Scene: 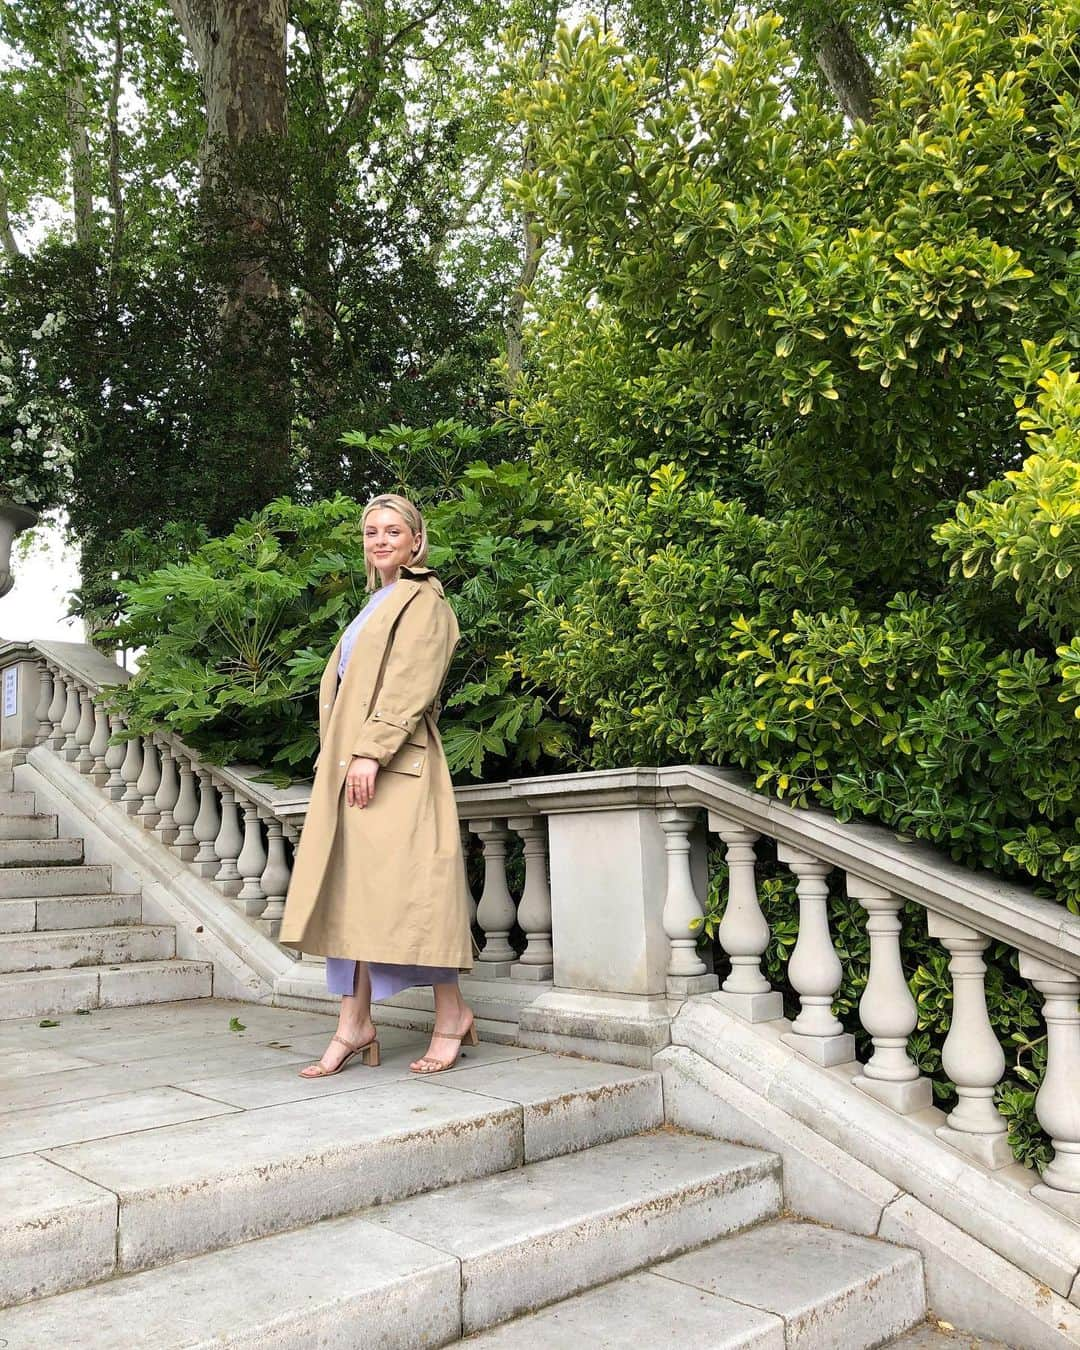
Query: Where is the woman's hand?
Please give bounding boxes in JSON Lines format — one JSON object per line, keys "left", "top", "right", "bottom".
{"left": 346, "top": 756, "right": 380, "bottom": 807}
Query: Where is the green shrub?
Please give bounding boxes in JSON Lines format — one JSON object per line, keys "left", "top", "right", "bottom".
{"left": 99, "top": 424, "right": 587, "bottom": 783}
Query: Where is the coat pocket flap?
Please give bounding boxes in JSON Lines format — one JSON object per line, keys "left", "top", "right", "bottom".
{"left": 384, "top": 742, "right": 426, "bottom": 776}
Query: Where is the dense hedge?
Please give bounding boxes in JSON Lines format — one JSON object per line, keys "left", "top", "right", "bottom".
{"left": 100, "top": 0, "right": 1080, "bottom": 1170}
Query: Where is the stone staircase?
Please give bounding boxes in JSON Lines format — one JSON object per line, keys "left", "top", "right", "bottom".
{"left": 0, "top": 754, "right": 992, "bottom": 1347}
{"left": 0, "top": 756, "right": 212, "bottom": 1020}
{"left": 0, "top": 997, "right": 941, "bottom": 1348}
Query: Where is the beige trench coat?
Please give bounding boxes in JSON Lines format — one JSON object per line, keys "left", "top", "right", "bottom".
{"left": 278, "top": 565, "right": 473, "bottom": 969}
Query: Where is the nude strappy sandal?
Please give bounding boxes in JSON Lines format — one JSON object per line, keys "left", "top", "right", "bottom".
{"left": 298, "top": 1032, "right": 380, "bottom": 1078}
{"left": 409, "top": 1023, "right": 479, "bottom": 1075}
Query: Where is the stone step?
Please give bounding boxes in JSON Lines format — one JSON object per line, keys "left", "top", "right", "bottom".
{"left": 0, "top": 925, "right": 174, "bottom": 974}
{"left": 0, "top": 769, "right": 13, "bottom": 793}
{"left": 0, "top": 959, "right": 212, "bottom": 1021}
{"left": 0, "top": 893, "right": 142, "bottom": 934}
{"left": 0, "top": 792, "right": 35, "bottom": 814}
{"left": 462, "top": 1218, "right": 926, "bottom": 1348}
{"left": 0, "top": 838, "right": 83, "bottom": 868}
{"left": 0, "top": 813, "right": 57, "bottom": 841}
{"left": 0, "top": 1132, "right": 782, "bottom": 1342}
{"left": 0, "top": 863, "right": 111, "bottom": 897}
{"left": 0, "top": 1057, "right": 670, "bottom": 1303}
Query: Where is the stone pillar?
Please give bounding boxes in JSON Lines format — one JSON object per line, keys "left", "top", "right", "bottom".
{"left": 235, "top": 802, "right": 268, "bottom": 917}
{"left": 514, "top": 774, "right": 674, "bottom": 1067}
{"left": 1018, "top": 952, "right": 1080, "bottom": 1219}
{"left": 171, "top": 758, "right": 200, "bottom": 859}
{"left": 88, "top": 701, "right": 111, "bottom": 786}
{"left": 0, "top": 648, "right": 48, "bottom": 751}
{"left": 213, "top": 787, "right": 244, "bottom": 897}
{"left": 710, "top": 816, "right": 782, "bottom": 1023}
{"left": 658, "top": 806, "right": 718, "bottom": 998}
{"left": 260, "top": 817, "right": 291, "bottom": 932}
{"left": 73, "top": 687, "right": 96, "bottom": 772}
{"left": 60, "top": 679, "right": 81, "bottom": 760}
{"left": 850, "top": 876, "right": 931, "bottom": 1113}
{"left": 509, "top": 814, "right": 553, "bottom": 982}
{"left": 778, "top": 845, "right": 855, "bottom": 1066}
{"left": 469, "top": 818, "right": 517, "bottom": 978}
{"left": 191, "top": 770, "right": 221, "bottom": 878}
{"left": 46, "top": 665, "right": 67, "bottom": 750}
{"left": 119, "top": 733, "right": 144, "bottom": 813}
{"left": 927, "top": 913, "right": 1011, "bottom": 1169}
{"left": 103, "top": 714, "right": 127, "bottom": 797}
{"left": 153, "top": 743, "right": 180, "bottom": 844}
{"left": 33, "top": 662, "right": 53, "bottom": 746}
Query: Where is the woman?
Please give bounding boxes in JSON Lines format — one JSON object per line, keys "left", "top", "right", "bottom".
{"left": 278, "top": 493, "right": 476, "bottom": 1076}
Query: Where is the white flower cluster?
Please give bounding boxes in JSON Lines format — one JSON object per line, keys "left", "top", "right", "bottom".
{"left": 0, "top": 313, "right": 79, "bottom": 511}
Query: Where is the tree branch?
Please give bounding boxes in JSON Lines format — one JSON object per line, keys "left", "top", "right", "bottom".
{"left": 107, "top": 5, "right": 125, "bottom": 282}
{"left": 812, "top": 18, "right": 878, "bottom": 124}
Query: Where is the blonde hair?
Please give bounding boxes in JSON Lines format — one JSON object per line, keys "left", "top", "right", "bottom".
{"left": 361, "top": 492, "right": 428, "bottom": 590}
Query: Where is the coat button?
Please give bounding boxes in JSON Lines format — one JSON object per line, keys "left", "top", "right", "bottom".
{"left": 339, "top": 760, "right": 346, "bottom": 767}
{"left": 412, "top": 761, "right": 420, "bottom": 769}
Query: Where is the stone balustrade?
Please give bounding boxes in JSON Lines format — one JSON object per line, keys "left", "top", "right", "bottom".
{"left": 3, "top": 639, "right": 1079, "bottom": 1225}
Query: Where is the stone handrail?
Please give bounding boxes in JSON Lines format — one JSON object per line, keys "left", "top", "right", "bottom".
{"left": 2, "top": 639, "right": 1078, "bottom": 1222}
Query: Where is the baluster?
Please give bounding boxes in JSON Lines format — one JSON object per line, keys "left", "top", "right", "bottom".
{"left": 1018, "top": 953, "right": 1080, "bottom": 1217}
{"left": 104, "top": 715, "right": 127, "bottom": 799}
{"left": 33, "top": 663, "right": 53, "bottom": 745}
{"left": 710, "top": 816, "right": 783, "bottom": 1022}
{"left": 509, "top": 814, "right": 553, "bottom": 982}
{"left": 153, "top": 742, "right": 180, "bottom": 844}
{"left": 658, "top": 807, "right": 718, "bottom": 996}
{"left": 778, "top": 846, "right": 855, "bottom": 1066}
{"left": 46, "top": 666, "right": 67, "bottom": 749}
{"left": 469, "top": 818, "right": 516, "bottom": 977}
{"left": 88, "top": 700, "right": 111, "bottom": 785}
{"left": 171, "top": 757, "right": 200, "bottom": 860}
{"left": 235, "top": 801, "right": 268, "bottom": 916}
{"left": 850, "top": 877, "right": 931, "bottom": 1113}
{"left": 60, "top": 678, "right": 81, "bottom": 759}
{"left": 260, "top": 815, "right": 291, "bottom": 930}
{"left": 191, "top": 769, "right": 221, "bottom": 877}
{"left": 213, "top": 786, "right": 244, "bottom": 896}
{"left": 135, "top": 736, "right": 161, "bottom": 826}
{"left": 926, "top": 914, "right": 1011, "bottom": 1168}
{"left": 73, "top": 686, "right": 96, "bottom": 772}
{"left": 119, "top": 732, "right": 144, "bottom": 813}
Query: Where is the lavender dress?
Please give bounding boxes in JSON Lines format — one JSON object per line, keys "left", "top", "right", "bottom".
{"left": 324, "top": 583, "right": 459, "bottom": 1000}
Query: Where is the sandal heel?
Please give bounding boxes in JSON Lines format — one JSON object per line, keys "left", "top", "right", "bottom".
{"left": 465, "top": 1024, "right": 479, "bottom": 1047}
{"left": 362, "top": 1039, "right": 380, "bottom": 1067}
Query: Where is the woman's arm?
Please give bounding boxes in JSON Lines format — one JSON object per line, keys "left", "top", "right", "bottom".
{"left": 351, "top": 586, "right": 458, "bottom": 766}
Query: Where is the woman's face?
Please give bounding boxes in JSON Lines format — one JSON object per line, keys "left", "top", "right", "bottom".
{"left": 364, "top": 507, "right": 418, "bottom": 580}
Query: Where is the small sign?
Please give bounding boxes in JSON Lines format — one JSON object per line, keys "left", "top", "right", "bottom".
{"left": 2, "top": 667, "right": 16, "bottom": 717}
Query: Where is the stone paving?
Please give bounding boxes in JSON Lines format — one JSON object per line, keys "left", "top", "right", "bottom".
{"left": 0, "top": 997, "right": 949, "bottom": 1346}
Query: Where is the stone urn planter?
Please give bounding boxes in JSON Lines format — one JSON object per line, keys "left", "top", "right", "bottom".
{"left": 0, "top": 500, "right": 39, "bottom": 599}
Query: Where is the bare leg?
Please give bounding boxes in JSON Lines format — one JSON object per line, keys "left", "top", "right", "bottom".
{"left": 410, "top": 980, "right": 475, "bottom": 1072}
{"left": 302, "top": 962, "right": 377, "bottom": 1074}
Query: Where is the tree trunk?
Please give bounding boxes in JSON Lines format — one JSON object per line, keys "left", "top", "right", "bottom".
{"left": 0, "top": 187, "right": 19, "bottom": 258}
{"left": 506, "top": 140, "right": 542, "bottom": 391}
{"left": 812, "top": 19, "right": 878, "bottom": 125}
{"left": 168, "top": 0, "right": 292, "bottom": 502}
{"left": 57, "top": 19, "right": 95, "bottom": 247}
